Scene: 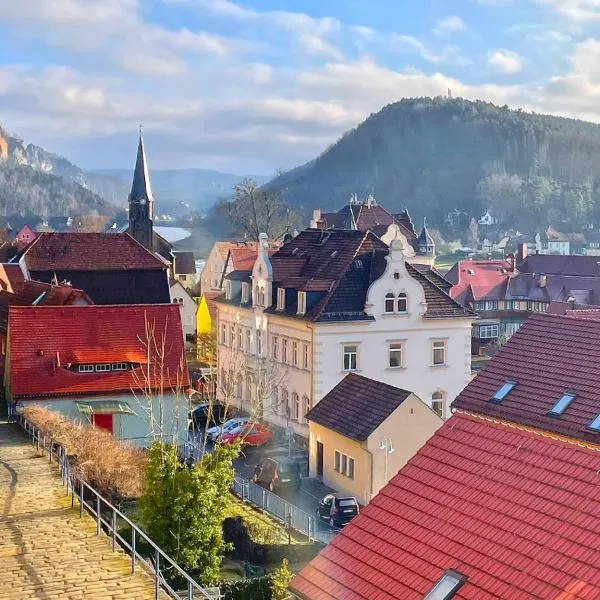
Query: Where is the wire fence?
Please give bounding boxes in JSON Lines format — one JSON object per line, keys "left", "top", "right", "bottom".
{"left": 9, "top": 408, "right": 219, "bottom": 600}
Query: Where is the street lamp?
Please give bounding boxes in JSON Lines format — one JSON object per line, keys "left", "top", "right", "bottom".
{"left": 379, "top": 437, "right": 395, "bottom": 482}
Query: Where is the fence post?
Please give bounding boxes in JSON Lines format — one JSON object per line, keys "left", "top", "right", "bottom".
{"left": 112, "top": 510, "right": 116, "bottom": 551}
{"left": 262, "top": 488, "right": 266, "bottom": 512}
{"left": 80, "top": 480, "right": 84, "bottom": 518}
{"left": 188, "top": 580, "right": 193, "bottom": 600}
{"left": 131, "top": 529, "right": 136, "bottom": 574}
{"left": 154, "top": 549, "right": 160, "bottom": 600}
{"left": 96, "top": 495, "right": 101, "bottom": 535}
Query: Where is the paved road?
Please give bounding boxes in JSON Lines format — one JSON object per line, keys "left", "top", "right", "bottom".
{"left": 0, "top": 422, "right": 167, "bottom": 600}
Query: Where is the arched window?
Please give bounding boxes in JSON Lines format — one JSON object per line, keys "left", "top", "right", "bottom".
{"left": 384, "top": 292, "right": 395, "bottom": 313}
{"left": 431, "top": 391, "right": 445, "bottom": 418}
{"left": 303, "top": 395, "right": 311, "bottom": 424}
{"left": 292, "top": 392, "right": 300, "bottom": 420}
{"left": 397, "top": 292, "right": 407, "bottom": 313}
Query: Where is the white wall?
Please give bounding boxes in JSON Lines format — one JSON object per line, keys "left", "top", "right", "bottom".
{"left": 170, "top": 280, "right": 198, "bottom": 340}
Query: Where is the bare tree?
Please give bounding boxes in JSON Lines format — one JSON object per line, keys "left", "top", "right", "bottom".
{"left": 221, "top": 178, "right": 300, "bottom": 242}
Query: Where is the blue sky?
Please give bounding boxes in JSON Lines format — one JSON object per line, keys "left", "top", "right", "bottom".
{"left": 0, "top": 0, "right": 598, "bottom": 175}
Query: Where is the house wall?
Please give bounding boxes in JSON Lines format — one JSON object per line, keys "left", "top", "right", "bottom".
{"left": 170, "top": 280, "right": 197, "bottom": 340}
{"left": 200, "top": 244, "right": 227, "bottom": 293}
{"left": 21, "top": 392, "right": 189, "bottom": 447}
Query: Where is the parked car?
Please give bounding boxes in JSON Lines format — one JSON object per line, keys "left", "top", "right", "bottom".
{"left": 252, "top": 457, "right": 301, "bottom": 492}
{"left": 217, "top": 422, "right": 273, "bottom": 447}
{"left": 188, "top": 402, "right": 228, "bottom": 433}
{"left": 206, "top": 417, "right": 249, "bottom": 442}
{"left": 317, "top": 494, "right": 360, "bottom": 528}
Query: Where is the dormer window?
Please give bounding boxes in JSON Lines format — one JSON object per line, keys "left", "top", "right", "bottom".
{"left": 241, "top": 282, "right": 249, "bottom": 303}
{"left": 225, "top": 280, "right": 232, "bottom": 300}
{"left": 277, "top": 287, "right": 286, "bottom": 311}
{"left": 255, "top": 285, "right": 265, "bottom": 307}
{"left": 397, "top": 292, "right": 407, "bottom": 313}
{"left": 490, "top": 381, "right": 517, "bottom": 403}
{"left": 549, "top": 393, "right": 576, "bottom": 416}
{"left": 384, "top": 293, "right": 395, "bottom": 313}
{"left": 297, "top": 291, "right": 307, "bottom": 315}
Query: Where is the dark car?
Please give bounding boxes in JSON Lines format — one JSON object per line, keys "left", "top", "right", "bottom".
{"left": 188, "top": 402, "right": 228, "bottom": 434}
{"left": 317, "top": 494, "right": 359, "bottom": 528}
{"left": 252, "top": 457, "right": 301, "bottom": 492}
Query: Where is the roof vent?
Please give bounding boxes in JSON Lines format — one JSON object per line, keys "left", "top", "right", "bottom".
{"left": 467, "top": 269, "right": 475, "bottom": 275}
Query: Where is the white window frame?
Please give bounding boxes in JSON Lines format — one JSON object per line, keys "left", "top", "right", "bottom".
{"left": 397, "top": 292, "right": 407, "bottom": 313}
{"left": 384, "top": 292, "right": 395, "bottom": 313}
{"left": 272, "top": 335, "right": 279, "bottom": 361}
{"left": 78, "top": 364, "right": 94, "bottom": 373}
{"left": 225, "top": 280, "right": 232, "bottom": 300}
{"left": 277, "top": 287, "right": 285, "bottom": 311}
{"left": 334, "top": 450, "right": 355, "bottom": 479}
{"left": 282, "top": 339, "right": 288, "bottom": 363}
{"left": 432, "top": 340, "right": 446, "bottom": 366}
{"left": 256, "top": 329, "right": 263, "bottom": 356}
{"left": 237, "top": 326, "right": 243, "bottom": 349}
{"left": 303, "top": 395, "right": 311, "bottom": 424}
{"left": 229, "top": 324, "right": 235, "bottom": 347}
{"left": 297, "top": 291, "right": 307, "bottom": 315}
{"left": 221, "top": 323, "right": 227, "bottom": 345}
{"left": 245, "top": 329, "right": 252, "bottom": 352}
{"left": 111, "top": 363, "right": 128, "bottom": 371}
{"left": 343, "top": 345, "right": 358, "bottom": 371}
{"left": 241, "top": 282, "right": 249, "bottom": 303}
{"left": 292, "top": 392, "right": 300, "bottom": 421}
{"left": 303, "top": 344, "right": 310, "bottom": 370}
{"left": 432, "top": 391, "right": 445, "bottom": 418}
{"left": 479, "top": 324, "right": 499, "bottom": 339}
{"left": 95, "top": 363, "right": 111, "bottom": 372}
{"left": 292, "top": 341, "right": 298, "bottom": 366}
{"left": 388, "top": 343, "right": 403, "bottom": 368}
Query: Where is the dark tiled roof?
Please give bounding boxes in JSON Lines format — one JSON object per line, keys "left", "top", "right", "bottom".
{"left": 306, "top": 374, "right": 412, "bottom": 441}
{"left": 291, "top": 412, "right": 600, "bottom": 600}
{"left": 20, "top": 233, "right": 166, "bottom": 271}
{"left": 506, "top": 273, "right": 600, "bottom": 304}
{"left": 518, "top": 254, "right": 600, "bottom": 277}
{"left": 173, "top": 251, "right": 196, "bottom": 275}
{"left": 452, "top": 312, "right": 600, "bottom": 442}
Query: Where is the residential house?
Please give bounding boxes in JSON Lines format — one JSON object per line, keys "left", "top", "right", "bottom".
{"left": 170, "top": 279, "right": 197, "bottom": 343}
{"left": 306, "top": 373, "right": 442, "bottom": 505}
{"left": 172, "top": 251, "right": 197, "bottom": 287}
{"left": 17, "top": 232, "right": 171, "bottom": 304}
{"left": 6, "top": 304, "right": 189, "bottom": 446}
{"left": 585, "top": 231, "right": 600, "bottom": 256}
{"left": 14, "top": 225, "right": 38, "bottom": 249}
{"left": 216, "top": 229, "right": 473, "bottom": 440}
{"left": 290, "top": 311, "right": 600, "bottom": 599}
{"left": 477, "top": 209, "right": 496, "bottom": 225}
{"left": 200, "top": 241, "right": 256, "bottom": 293}
{"left": 540, "top": 231, "right": 570, "bottom": 255}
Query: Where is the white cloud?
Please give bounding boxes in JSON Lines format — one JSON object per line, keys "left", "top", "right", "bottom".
{"left": 488, "top": 49, "right": 523, "bottom": 73}
{"left": 533, "top": 0, "right": 600, "bottom": 22}
{"left": 433, "top": 16, "right": 467, "bottom": 35}
{"left": 391, "top": 35, "right": 471, "bottom": 66}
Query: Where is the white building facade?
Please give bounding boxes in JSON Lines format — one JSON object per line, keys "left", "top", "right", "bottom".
{"left": 216, "top": 230, "right": 474, "bottom": 441}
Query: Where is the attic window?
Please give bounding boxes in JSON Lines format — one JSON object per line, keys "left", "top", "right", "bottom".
{"left": 490, "top": 381, "right": 517, "bottom": 403}
{"left": 241, "top": 282, "right": 249, "bottom": 303}
{"left": 297, "top": 291, "right": 307, "bottom": 315}
{"left": 277, "top": 287, "right": 285, "bottom": 311}
{"left": 225, "top": 280, "right": 232, "bottom": 300}
{"left": 354, "top": 259, "right": 363, "bottom": 269}
{"left": 548, "top": 393, "right": 576, "bottom": 416}
{"left": 588, "top": 413, "right": 600, "bottom": 432}
{"left": 424, "top": 570, "right": 467, "bottom": 600}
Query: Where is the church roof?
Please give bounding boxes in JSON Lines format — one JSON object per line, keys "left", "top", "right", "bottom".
{"left": 129, "top": 133, "right": 154, "bottom": 203}
{"left": 417, "top": 220, "right": 435, "bottom": 247}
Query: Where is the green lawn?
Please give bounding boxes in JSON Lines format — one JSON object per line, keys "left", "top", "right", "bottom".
{"left": 435, "top": 254, "right": 460, "bottom": 271}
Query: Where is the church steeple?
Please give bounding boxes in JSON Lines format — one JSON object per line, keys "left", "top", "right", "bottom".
{"left": 128, "top": 130, "right": 154, "bottom": 249}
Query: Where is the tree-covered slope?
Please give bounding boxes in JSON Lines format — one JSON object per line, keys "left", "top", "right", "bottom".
{"left": 268, "top": 97, "right": 600, "bottom": 229}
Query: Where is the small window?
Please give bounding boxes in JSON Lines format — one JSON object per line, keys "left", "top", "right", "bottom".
{"left": 549, "top": 393, "right": 576, "bottom": 416}
{"left": 237, "top": 326, "right": 243, "bottom": 348}
{"left": 241, "top": 282, "right": 249, "bottom": 303}
{"left": 303, "top": 344, "right": 310, "bottom": 369}
{"left": 389, "top": 343, "right": 403, "bottom": 368}
{"left": 334, "top": 450, "right": 341, "bottom": 472}
{"left": 221, "top": 323, "right": 227, "bottom": 345}
{"left": 343, "top": 345, "right": 358, "bottom": 371}
{"left": 292, "top": 341, "right": 298, "bottom": 366}
{"left": 432, "top": 341, "right": 446, "bottom": 366}
{"left": 589, "top": 413, "right": 600, "bottom": 431}
{"left": 256, "top": 330, "right": 263, "bottom": 356}
{"left": 347, "top": 457, "right": 354, "bottom": 479}
{"left": 281, "top": 389, "right": 289, "bottom": 416}
{"left": 230, "top": 325, "right": 235, "bottom": 347}
{"left": 432, "top": 391, "right": 445, "bottom": 418}
{"left": 292, "top": 392, "right": 300, "bottom": 420}
{"left": 272, "top": 336, "right": 279, "bottom": 360}
{"left": 384, "top": 292, "right": 395, "bottom": 313}
{"left": 111, "top": 363, "right": 128, "bottom": 371}
{"left": 424, "top": 570, "right": 467, "bottom": 600}
{"left": 277, "top": 287, "right": 285, "bottom": 311}
{"left": 225, "top": 280, "right": 232, "bottom": 300}
{"left": 490, "top": 381, "right": 517, "bottom": 403}
{"left": 95, "top": 364, "right": 111, "bottom": 372}
{"left": 397, "top": 292, "right": 407, "bottom": 313}
{"left": 297, "top": 291, "right": 307, "bottom": 315}
{"left": 479, "top": 324, "right": 499, "bottom": 339}
{"left": 303, "top": 395, "right": 311, "bottom": 424}
{"left": 282, "top": 339, "right": 288, "bottom": 363}
{"left": 78, "top": 364, "right": 94, "bottom": 373}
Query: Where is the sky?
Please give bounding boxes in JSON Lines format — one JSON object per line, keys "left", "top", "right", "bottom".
{"left": 1, "top": 0, "right": 600, "bottom": 175}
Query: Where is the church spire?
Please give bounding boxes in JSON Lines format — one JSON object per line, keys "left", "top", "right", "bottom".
{"left": 130, "top": 129, "right": 154, "bottom": 206}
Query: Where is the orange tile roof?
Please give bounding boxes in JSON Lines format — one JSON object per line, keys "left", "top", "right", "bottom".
{"left": 8, "top": 304, "right": 187, "bottom": 398}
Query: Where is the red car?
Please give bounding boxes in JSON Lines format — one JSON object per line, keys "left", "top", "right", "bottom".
{"left": 217, "top": 422, "right": 273, "bottom": 447}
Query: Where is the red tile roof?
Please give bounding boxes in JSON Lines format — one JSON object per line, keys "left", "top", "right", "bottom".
{"left": 446, "top": 259, "right": 513, "bottom": 304}
{"left": 20, "top": 233, "right": 166, "bottom": 272}
{"left": 452, "top": 312, "right": 600, "bottom": 443}
{"left": 8, "top": 304, "right": 187, "bottom": 398}
{"left": 0, "top": 263, "right": 26, "bottom": 292}
{"left": 290, "top": 412, "right": 600, "bottom": 600}
{"left": 228, "top": 247, "right": 277, "bottom": 271}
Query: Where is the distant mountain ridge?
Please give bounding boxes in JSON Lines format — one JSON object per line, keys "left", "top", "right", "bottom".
{"left": 267, "top": 97, "right": 600, "bottom": 231}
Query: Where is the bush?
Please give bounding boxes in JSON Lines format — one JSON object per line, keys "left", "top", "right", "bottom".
{"left": 21, "top": 406, "right": 145, "bottom": 500}
{"left": 220, "top": 576, "right": 272, "bottom": 600}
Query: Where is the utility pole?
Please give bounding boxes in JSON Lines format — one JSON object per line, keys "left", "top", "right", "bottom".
{"left": 379, "top": 437, "right": 395, "bottom": 482}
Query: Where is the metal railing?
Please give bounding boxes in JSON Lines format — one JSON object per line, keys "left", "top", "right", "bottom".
{"left": 231, "top": 476, "right": 322, "bottom": 542}
{"left": 9, "top": 409, "right": 217, "bottom": 600}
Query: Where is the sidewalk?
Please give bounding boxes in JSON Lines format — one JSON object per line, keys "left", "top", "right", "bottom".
{"left": 0, "top": 422, "right": 166, "bottom": 600}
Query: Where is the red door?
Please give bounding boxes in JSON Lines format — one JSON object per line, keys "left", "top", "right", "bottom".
{"left": 92, "top": 413, "right": 113, "bottom": 434}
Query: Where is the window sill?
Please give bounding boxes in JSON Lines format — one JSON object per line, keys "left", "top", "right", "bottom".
{"left": 385, "top": 366, "right": 406, "bottom": 371}
{"left": 341, "top": 369, "right": 362, "bottom": 375}
{"left": 380, "top": 312, "right": 411, "bottom": 318}
{"left": 430, "top": 364, "right": 448, "bottom": 369}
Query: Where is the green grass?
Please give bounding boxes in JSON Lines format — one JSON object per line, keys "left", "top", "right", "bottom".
{"left": 435, "top": 254, "right": 460, "bottom": 271}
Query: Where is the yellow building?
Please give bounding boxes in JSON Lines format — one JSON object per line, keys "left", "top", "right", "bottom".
{"left": 306, "top": 373, "right": 443, "bottom": 505}
{"left": 196, "top": 291, "right": 220, "bottom": 363}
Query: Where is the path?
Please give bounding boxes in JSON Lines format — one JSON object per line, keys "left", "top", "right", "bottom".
{"left": 0, "top": 421, "right": 165, "bottom": 599}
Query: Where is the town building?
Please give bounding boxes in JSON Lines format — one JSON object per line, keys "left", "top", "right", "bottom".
{"left": 216, "top": 229, "right": 473, "bottom": 441}
{"left": 5, "top": 304, "right": 189, "bottom": 446}
{"left": 477, "top": 209, "right": 496, "bottom": 226}
{"left": 196, "top": 291, "right": 220, "bottom": 363}
{"left": 169, "top": 279, "right": 198, "bottom": 343}
{"left": 290, "top": 311, "right": 600, "bottom": 599}
{"left": 172, "top": 251, "right": 197, "bottom": 287}
{"left": 15, "top": 232, "right": 171, "bottom": 304}
{"left": 306, "top": 373, "right": 442, "bottom": 505}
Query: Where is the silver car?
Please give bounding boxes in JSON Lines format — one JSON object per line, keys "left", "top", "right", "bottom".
{"left": 206, "top": 417, "right": 249, "bottom": 442}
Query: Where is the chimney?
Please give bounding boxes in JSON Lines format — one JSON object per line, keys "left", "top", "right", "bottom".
{"left": 507, "top": 253, "right": 516, "bottom": 273}
{"left": 517, "top": 243, "right": 528, "bottom": 262}
{"left": 539, "top": 273, "right": 547, "bottom": 288}
{"left": 310, "top": 209, "right": 322, "bottom": 229}
{"left": 567, "top": 296, "right": 575, "bottom": 309}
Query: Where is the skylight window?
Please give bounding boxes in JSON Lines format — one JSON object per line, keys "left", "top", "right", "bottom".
{"left": 589, "top": 413, "right": 600, "bottom": 432}
{"left": 548, "top": 393, "right": 576, "bottom": 416}
{"left": 423, "top": 570, "right": 467, "bottom": 600}
{"left": 490, "top": 381, "right": 517, "bottom": 403}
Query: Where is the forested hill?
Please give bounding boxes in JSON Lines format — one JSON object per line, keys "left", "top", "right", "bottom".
{"left": 268, "top": 97, "right": 600, "bottom": 230}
